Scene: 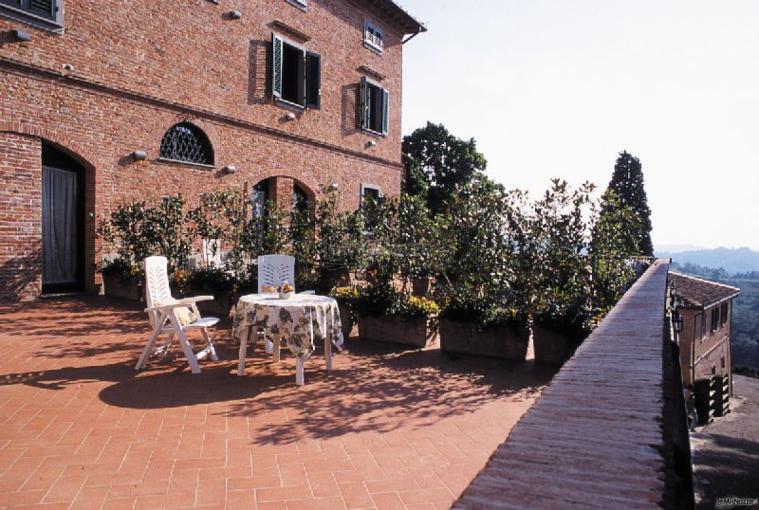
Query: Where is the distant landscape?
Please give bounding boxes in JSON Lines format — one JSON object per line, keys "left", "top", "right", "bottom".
{"left": 661, "top": 247, "right": 759, "bottom": 370}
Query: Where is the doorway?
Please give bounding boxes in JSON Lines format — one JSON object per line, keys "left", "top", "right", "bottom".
{"left": 41, "top": 142, "right": 85, "bottom": 293}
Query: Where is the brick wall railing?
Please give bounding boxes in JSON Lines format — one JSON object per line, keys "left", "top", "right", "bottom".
{"left": 455, "top": 259, "right": 672, "bottom": 509}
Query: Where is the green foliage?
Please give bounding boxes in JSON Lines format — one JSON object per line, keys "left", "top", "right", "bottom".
{"left": 187, "top": 266, "right": 237, "bottom": 298}
{"left": 606, "top": 151, "right": 653, "bottom": 256}
{"left": 402, "top": 122, "right": 487, "bottom": 214}
{"left": 389, "top": 295, "right": 440, "bottom": 319}
{"left": 97, "top": 195, "right": 191, "bottom": 275}
{"left": 100, "top": 257, "right": 142, "bottom": 281}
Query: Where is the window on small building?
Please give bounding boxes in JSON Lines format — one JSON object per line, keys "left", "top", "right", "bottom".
{"left": 271, "top": 34, "right": 321, "bottom": 109}
{"left": 360, "top": 77, "right": 389, "bottom": 135}
{"left": 0, "top": 0, "right": 59, "bottom": 21}
{"left": 710, "top": 307, "right": 720, "bottom": 333}
{"left": 159, "top": 123, "right": 214, "bottom": 166}
{"left": 720, "top": 302, "right": 729, "bottom": 326}
{"left": 695, "top": 313, "right": 705, "bottom": 340}
{"left": 364, "top": 20, "right": 384, "bottom": 52}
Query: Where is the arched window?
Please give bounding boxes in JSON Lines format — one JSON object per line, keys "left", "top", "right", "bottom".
{"left": 293, "top": 183, "right": 311, "bottom": 214}
{"left": 159, "top": 123, "right": 214, "bottom": 165}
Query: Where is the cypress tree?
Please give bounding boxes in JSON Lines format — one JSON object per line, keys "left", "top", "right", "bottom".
{"left": 605, "top": 151, "right": 654, "bottom": 256}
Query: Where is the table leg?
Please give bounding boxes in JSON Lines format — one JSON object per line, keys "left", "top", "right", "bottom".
{"left": 296, "top": 356, "right": 305, "bottom": 386}
{"left": 273, "top": 334, "right": 281, "bottom": 363}
{"left": 237, "top": 328, "right": 248, "bottom": 376}
{"left": 325, "top": 334, "right": 333, "bottom": 370}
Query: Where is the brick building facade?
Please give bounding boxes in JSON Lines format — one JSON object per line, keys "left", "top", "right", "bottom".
{"left": 0, "top": 0, "right": 425, "bottom": 301}
{"left": 669, "top": 272, "right": 740, "bottom": 423}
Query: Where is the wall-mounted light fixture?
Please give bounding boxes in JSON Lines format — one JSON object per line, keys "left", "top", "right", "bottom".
{"left": 228, "top": 10, "right": 242, "bottom": 19}
{"left": 62, "top": 63, "right": 74, "bottom": 72}
{"left": 223, "top": 165, "right": 237, "bottom": 174}
{"left": 329, "top": 182, "right": 339, "bottom": 190}
{"left": 132, "top": 150, "right": 147, "bottom": 161}
{"left": 284, "top": 112, "right": 296, "bottom": 122}
{"left": 365, "top": 140, "right": 377, "bottom": 148}
{"left": 11, "top": 29, "right": 31, "bottom": 42}
{"left": 672, "top": 311, "right": 683, "bottom": 334}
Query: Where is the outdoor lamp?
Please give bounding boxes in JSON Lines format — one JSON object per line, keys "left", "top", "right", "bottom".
{"left": 228, "top": 10, "right": 242, "bottom": 19}
{"left": 672, "top": 311, "right": 684, "bottom": 334}
{"left": 223, "top": 165, "right": 237, "bottom": 174}
{"left": 12, "top": 29, "right": 31, "bottom": 42}
{"left": 132, "top": 150, "right": 147, "bottom": 161}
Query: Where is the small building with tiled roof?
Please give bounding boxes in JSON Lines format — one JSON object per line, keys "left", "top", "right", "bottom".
{"left": 669, "top": 272, "right": 740, "bottom": 424}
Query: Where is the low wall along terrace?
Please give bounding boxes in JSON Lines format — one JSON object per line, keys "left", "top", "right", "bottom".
{"left": 455, "top": 260, "right": 672, "bottom": 508}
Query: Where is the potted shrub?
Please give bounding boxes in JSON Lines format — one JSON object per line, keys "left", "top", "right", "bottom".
{"left": 526, "top": 179, "right": 595, "bottom": 364}
{"left": 100, "top": 257, "right": 143, "bottom": 301}
{"left": 357, "top": 284, "right": 440, "bottom": 348}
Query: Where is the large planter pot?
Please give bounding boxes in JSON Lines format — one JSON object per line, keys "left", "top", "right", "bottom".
{"left": 358, "top": 315, "right": 438, "bottom": 348}
{"left": 439, "top": 319, "right": 529, "bottom": 361}
{"left": 337, "top": 302, "right": 355, "bottom": 340}
{"left": 532, "top": 323, "right": 585, "bottom": 365}
{"left": 102, "top": 274, "right": 142, "bottom": 301}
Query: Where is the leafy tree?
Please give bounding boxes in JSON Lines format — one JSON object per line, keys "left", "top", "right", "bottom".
{"left": 529, "top": 179, "right": 595, "bottom": 336}
{"left": 606, "top": 151, "right": 653, "bottom": 256}
{"left": 402, "top": 122, "right": 487, "bottom": 214}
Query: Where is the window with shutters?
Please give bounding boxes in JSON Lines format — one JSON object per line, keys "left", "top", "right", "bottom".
{"left": 364, "top": 20, "right": 384, "bottom": 53}
{"left": 710, "top": 307, "right": 719, "bottom": 333}
{"left": 159, "top": 123, "right": 214, "bottom": 166}
{"left": 720, "top": 302, "right": 729, "bottom": 326}
{"left": 271, "top": 33, "right": 321, "bottom": 109}
{"left": 360, "top": 77, "right": 389, "bottom": 135}
{"left": 0, "top": 0, "right": 62, "bottom": 27}
{"left": 361, "top": 184, "right": 381, "bottom": 206}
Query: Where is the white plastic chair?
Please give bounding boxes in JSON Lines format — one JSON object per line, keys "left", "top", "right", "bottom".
{"left": 136, "top": 256, "right": 220, "bottom": 374}
{"left": 257, "top": 254, "right": 315, "bottom": 294}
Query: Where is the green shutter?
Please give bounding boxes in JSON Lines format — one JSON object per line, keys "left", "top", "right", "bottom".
{"left": 271, "top": 34, "right": 283, "bottom": 100}
{"left": 29, "top": 0, "right": 55, "bottom": 18}
{"left": 359, "top": 77, "right": 369, "bottom": 130}
{"left": 306, "top": 52, "right": 321, "bottom": 109}
{"left": 381, "top": 88, "right": 389, "bottom": 135}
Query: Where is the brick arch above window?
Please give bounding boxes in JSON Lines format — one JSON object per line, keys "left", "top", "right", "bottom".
{"left": 159, "top": 122, "right": 214, "bottom": 166}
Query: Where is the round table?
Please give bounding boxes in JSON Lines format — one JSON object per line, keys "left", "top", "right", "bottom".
{"left": 232, "top": 294, "right": 344, "bottom": 385}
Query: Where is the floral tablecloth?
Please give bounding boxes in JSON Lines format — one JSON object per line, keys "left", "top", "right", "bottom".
{"left": 232, "top": 294, "right": 344, "bottom": 361}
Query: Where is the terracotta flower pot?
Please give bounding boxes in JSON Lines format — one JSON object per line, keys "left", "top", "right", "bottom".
{"left": 439, "top": 318, "right": 529, "bottom": 361}
{"left": 358, "top": 315, "right": 438, "bottom": 348}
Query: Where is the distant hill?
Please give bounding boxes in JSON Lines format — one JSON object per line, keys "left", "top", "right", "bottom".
{"left": 656, "top": 247, "right": 759, "bottom": 275}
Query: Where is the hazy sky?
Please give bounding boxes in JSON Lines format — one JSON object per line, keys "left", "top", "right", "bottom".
{"left": 400, "top": 0, "right": 759, "bottom": 250}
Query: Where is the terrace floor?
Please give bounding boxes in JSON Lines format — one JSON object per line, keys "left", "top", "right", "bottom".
{"left": 0, "top": 298, "right": 556, "bottom": 510}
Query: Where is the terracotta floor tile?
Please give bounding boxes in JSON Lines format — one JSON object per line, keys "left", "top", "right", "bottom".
{"left": 0, "top": 298, "right": 555, "bottom": 510}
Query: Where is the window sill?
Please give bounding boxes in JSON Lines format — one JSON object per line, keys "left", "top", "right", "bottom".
{"left": 285, "top": 0, "right": 307, "bottom": 12}
{"left": 362, "top": 128, "right": 387, "bottom": 138}
{"left": 156, "top": 158, "right": 216, "bottom": 170}
{"left": 363, "top": 41, "right": 384, "bottom": 55}
{"left": 275, "top": 97, "right": 306, "bottom": 112}
{"left": 0, "top": 5, "right": 63, "bottom": 33}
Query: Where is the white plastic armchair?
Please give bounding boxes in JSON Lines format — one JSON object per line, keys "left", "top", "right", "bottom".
{"left": 135, "top": 256, "right": 220, "bottom": 374}
{"left": 257, "top": 254, "right": 314, "bottom": 294}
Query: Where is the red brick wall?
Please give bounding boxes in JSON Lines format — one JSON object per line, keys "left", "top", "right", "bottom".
{"left": 0, "top": 0, "right": 405, "bottom": 162}
{"left": 678, "top": 303, "right": 733, "bottom": 387}
{"left": 0, "top": 133, "right": 42, "bottom": 302}
{"left": 0, "top": 0, "right": 410, "bottom": 300}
